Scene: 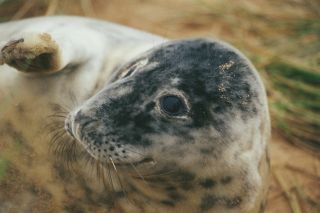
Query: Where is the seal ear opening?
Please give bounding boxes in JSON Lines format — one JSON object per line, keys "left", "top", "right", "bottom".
{"left": 122, "top": 63, "right": 139, "bottom": 78}
{"left": 116, "top": 58, "right": 149, "bottom": 80}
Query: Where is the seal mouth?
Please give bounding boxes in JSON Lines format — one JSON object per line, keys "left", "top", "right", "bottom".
{"left": 131, "top": 157, "right": 155, "bottom": 166}
{"left": 68, "top": 131, "right": 155, "bottom": 167}
{"left": 107, "top": 157, "right": 155, "bottom": 168}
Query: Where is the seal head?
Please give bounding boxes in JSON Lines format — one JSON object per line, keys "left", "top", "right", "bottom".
{"left": 64, "top": 38, "right": 269, "bottom": 212}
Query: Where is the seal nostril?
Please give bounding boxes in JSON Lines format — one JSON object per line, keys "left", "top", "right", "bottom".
{"left": 74, "top": 110, "right": 83, "bottom": 123}
{"left": 65, "top": 118, "right": 74, "bottom": 137}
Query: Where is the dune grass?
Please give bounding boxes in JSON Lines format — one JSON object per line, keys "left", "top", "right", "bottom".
{"left": 266, "top": 60, "right": 320, "bottom": 151}
{"left": 0, "top": 158, "right": 8, "bottom": 182}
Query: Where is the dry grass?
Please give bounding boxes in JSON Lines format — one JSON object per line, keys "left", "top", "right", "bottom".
{"left": 0, "top": 0, "right": 319, "bottom": 212}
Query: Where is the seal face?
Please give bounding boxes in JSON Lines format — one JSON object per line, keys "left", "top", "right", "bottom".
{"left": 64, "top": 38, "right": 270, "bottom": 212}
{"left": 66, "top": 38, "right": 262, "bottom": 162}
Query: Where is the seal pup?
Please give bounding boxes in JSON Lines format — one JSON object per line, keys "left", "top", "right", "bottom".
{"left": 0, "top": 16, "right": 270, "bottom": 213}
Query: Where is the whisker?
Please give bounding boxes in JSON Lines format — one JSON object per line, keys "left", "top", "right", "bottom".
{"left": 129, "top": 162, "right": 146, "bottom": 183}
{"left": 47, "top": 126, "right": 65, "bottom": 134}
{"left": 44, "top": 120, "right": 64, "bottom": 128}
{"left": 46, "top": 114, "right": 66, "bottom": 120}
{"left": 49, "top": 102, "right": 71, "bottom": 113}
{"left": 109, "top": 157, "right": 128, "bottom": 200}
{"left": 48, "top": 114, "right": 67, "bottom": 118}
{"left": 62, "top": 145, "right": 77, "bottom": 171}
{"left": 84, "top": 153, "right": 95, "bottom": 175}
{"left": 100, "top": 162, "right": 108, "bottom": 188}
{"left": 42, "top": 120, "right": 65, "bottom": 133}
{"left": 49, "top": 129, "right": 67, "bottom": 145}
{"left": 107, "top": 159, "right": 115, "bottom": 192}
{"left": 49, "top": 131, "right": 81, "bottom": 173}
{"left": 124, "top": 147, "right": 146, "bottom": 157}
{"left": 49, "top": 136, "right": 67, "bottom": 155}
{"left": 69, "top": 90, "right": 79, "bottom": 108}
{"left": 109, "top": 157, "right": 118, "bottom": 172}
{"left": 55, "top": 138, "right": 72, "bottom": 158}
{"left": 96, "top": 160, "right": 102, "bottom": 183}
{"left": 139, "top": 170, "right": 178, "bottom": 179}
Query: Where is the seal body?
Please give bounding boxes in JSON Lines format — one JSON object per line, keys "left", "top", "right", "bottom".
{"left": 0, "top": 16, "right": 270, "bottom": 213}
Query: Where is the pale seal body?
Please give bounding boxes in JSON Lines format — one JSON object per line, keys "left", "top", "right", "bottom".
{"left": 0, "top": 16, "right": 270, "bottom": 213}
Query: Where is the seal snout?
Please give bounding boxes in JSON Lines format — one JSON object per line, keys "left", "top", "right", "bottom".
{"left": 64, "top": 110, "right": 84, "bottom": 140}
{"left": 65, "top": 110, "right": 101, "bottom": 144}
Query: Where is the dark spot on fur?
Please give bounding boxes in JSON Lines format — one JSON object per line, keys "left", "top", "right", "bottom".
{"left": 200, "top": 147, "right": 215, "bottom": 155}
{"left": 213, "top": 106, "right": 223, "bottom": 113}
{"left": 200, "top": 178, "right": 216, "bottom": 188}
{"left": 226, "top": 196, "right": 242, "bottom": 208}
{"left": 16, "top": 103, "right": 25, "bottom": 115}
{"left": 146, "top": 176, "right": 166, "bottom": 183}
{"left": 180, "top": 182, "right": 193, "bottom": 191}
{"left": 220, "top": 176, "right": 232, "bottom": 185}
{"left": 165, "top": 186, "right": 177, "bottom": 191}
{"left": 200, "top": 194, "right": 217, "bottom": 211}
{"left": 167, "top": 191, "right": 183, "bottom": 202}
{"left": 266, "top": 148, "right": 270, "bottom": 168}
{"left": 175, "top": 170, "right": 196, "bottom": 182}
{"left": 259, "top": 202, "right": 265, "bottom": 213}
{"left": 145, "top": 101, "right": 155, "bottom": 111}
{"left": 64, "top": 203, "right": 85, "bottom": 213}
{"left": 161, "top": 200, "right": 176, "bottom": 207}
{"left": 175, "top": 170, "right": 196, "bottom": 190}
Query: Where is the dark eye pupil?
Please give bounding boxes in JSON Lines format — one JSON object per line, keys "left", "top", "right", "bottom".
{"left": 161, "top": 96, "right": 184, "bottom": 115}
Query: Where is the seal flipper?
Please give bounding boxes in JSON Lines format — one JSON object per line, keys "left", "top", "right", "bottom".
{"left": 0, "top": 27, "right": 105, "bottom": 74}
{"left": 0, "top": 33, "right": 62, "bottom": 73}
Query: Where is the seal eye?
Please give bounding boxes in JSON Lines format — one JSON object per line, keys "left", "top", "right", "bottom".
{"left": 160, "top": 95, "right": 187, "bottom": 116}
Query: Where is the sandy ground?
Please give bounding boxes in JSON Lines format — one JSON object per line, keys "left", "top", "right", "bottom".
{"left": 267, "top": 133, "right": 320, "bottom": 213}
